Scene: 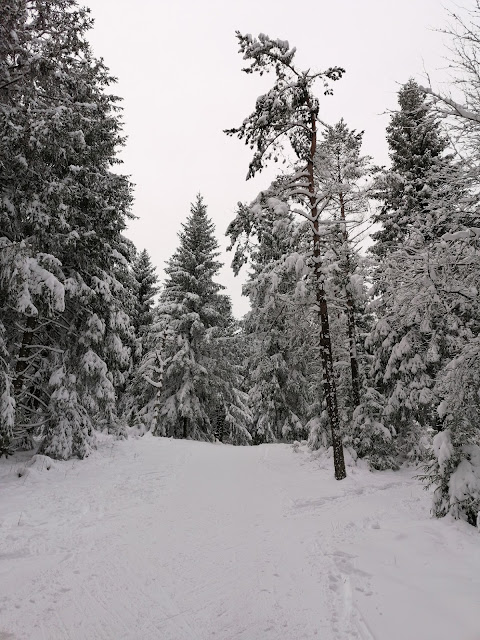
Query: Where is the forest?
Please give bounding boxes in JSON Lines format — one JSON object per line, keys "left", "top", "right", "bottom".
{"left": 1, "top": 0, "right": 480, "bottom": 531}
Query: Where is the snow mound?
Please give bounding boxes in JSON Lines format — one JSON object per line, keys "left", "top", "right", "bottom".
{"left": 16, "top": 454, "right": 55, "bottom": 478}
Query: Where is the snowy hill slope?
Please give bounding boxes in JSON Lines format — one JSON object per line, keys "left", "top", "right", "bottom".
{"left": 0, "top": 436, "right": 479, "bottom": 640}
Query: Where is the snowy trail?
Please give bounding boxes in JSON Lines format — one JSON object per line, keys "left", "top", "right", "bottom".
{"left": 0, "top": 437, "right": 479, "bottom": 640}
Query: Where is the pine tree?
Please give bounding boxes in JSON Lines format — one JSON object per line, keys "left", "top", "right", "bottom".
{"left": 137, "top": 195, "right": 251, "bottom": 443}
{"left": 314, "top": 120, "right": 373, "bottom": 416}
{"left": 226, "top": 32, "right": 347, "bottom": 479}
{"left": 227, "top": 121, "right": 374, "bottom": 455}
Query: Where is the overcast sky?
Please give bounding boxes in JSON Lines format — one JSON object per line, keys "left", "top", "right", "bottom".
{"left": 82, "top": 0, "right": 455, "bottom": 317}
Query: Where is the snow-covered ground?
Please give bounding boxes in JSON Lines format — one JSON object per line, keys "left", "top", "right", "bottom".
{"left": 0, "top": 436, "right": 479, "bottom": 640}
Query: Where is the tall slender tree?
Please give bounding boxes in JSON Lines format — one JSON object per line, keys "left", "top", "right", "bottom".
{"left": 314, "top": 120, "right": 372, "bottom": 412}
{"left": 226, "top": 33, "right": 347, "bottom": 478}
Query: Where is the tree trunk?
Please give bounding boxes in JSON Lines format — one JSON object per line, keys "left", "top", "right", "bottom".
{"left": 215, "top": 404, "right": 225, "bottom": 442}
{"left": 12, "top": 315, "right": 37, "bottom": 446}
{"left": 308, "top": 109, "right": 346, "bottom": 481}
{"left": 339, "top": 192, "right": 361, "bottom": 408}
{"left": 13, "top": 315, "right": 37, "bottom": 396}
{"left": 345, "top": 293, "right": 361, "bottom": 407}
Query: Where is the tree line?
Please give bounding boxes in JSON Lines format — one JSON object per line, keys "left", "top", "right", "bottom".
{"left": 1, "top": 1, "right": 480, "bottom": 526}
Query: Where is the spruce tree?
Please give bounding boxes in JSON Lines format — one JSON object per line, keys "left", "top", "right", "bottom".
{"left": 371, "top": 79, "right": 450, "bottom": 258}
{"left": 424, "top": 232, "right": 480, "bottom": 524}
{"left": 366, "top": 81, "right": 449, "bottom": 462}
{"left": 131, "top": 249, "right": 159, "bottom": 362}
{"left": 0, "top": 0, "right": 134, "bottom": 458}
{"left": 132, "top": 250, "right": 159, "bottom": 333}
{"left": 367, "top": 79, "right": 477, "bottom": 468}
{"left": 137, "top": 195, "right": 251, "bottom": 442}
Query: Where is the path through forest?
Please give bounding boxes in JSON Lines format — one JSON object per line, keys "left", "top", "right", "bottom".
{"left": 0, "top": 436, "right": 479, "bottom": 640}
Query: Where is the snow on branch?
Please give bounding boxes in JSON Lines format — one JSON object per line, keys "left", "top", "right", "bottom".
{"left": 420, "top": 85, "right": 480, "bottom": 124}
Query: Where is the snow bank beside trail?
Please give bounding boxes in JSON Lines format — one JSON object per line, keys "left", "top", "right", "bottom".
{"left": 297, "top": 443, "right": 480, "bottom": 640}
{"left": 0, "top": 437, "right": 479, "bottom": 640}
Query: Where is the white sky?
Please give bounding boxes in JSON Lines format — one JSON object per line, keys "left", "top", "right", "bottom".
{"left": 82, "top": 0, "right": 455, "bottom": 317}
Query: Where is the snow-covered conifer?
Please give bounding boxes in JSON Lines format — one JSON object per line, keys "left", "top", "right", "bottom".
{"left": 132, "top": 250, "right": 159, "bottom": 340}
{"left": 0, "top": 0, "right": 134, "bottom": 457}
{"left": 314, "top": 120, "right": 373, "bottom": 420}
{"left": 136, "top": 196, "right": 251, "bottom": 443}
{"left": 418, "top": 230, "right": 480, "bottom": 524}
{"left": 366, "top": 80, "right": 474, "bottom": 467}
{"left": 371, "top": 80, "right": 451, "bottom": 258}
{"left": 228, "top": 201, "right": 313, "bottom": 443}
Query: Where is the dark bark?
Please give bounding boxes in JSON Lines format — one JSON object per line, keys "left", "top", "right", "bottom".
{"left": 12, "top": 315, "right": 37, "bottom": 447}
{"left": 213, "top": 404, "right": 225, "bottom": 442}
{"left": 339, "top": 192, "right": 361, "bottom": 409}
{"left": 346, "top": 295, "right": 361, "bottom": 407}
{"left": 13, "top": 315, "right": 37, "bottom": 395}
{"left": 308, "top": 108, "right": 347, "bottom": 481}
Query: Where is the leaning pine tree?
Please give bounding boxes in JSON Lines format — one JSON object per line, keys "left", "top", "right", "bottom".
{"left": 225, "top": 33, "right": 347, "bottom": 479}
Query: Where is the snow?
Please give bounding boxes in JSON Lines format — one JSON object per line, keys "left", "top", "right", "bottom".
{"left": 0, "top": 437, "right": 479, "bottom": 640}
{"left": 442, "top": 229, "right": 480, "bottom": 241}
{"left": 432, "top": 430, "right": 454, "bottom": 468}
{"left": 266, "top": 197, "right": 289, "bottom": 216}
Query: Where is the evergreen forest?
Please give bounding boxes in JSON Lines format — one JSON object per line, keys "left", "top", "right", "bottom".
{"left": 2, "top": 0, "right": 480, "bottom": 530}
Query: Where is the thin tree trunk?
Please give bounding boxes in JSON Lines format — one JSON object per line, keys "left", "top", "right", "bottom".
{"left": 151, "top": 351, "right": 165, "bottom": 436}
{"left": 308, "top": 109, "right": 346, "bottom": 481}
{"left": 345, "top": 294, "right": 361, "bottom": 407}
{"left": 13, "top": 315, "right": 37, "bottom": 396}
{"left": 12, "top": 315, "right": 37, "bottom": 446}
{"left": 216, "top": 405, "right": 225, "bottom": 442}
{"left": 339, "top": 191, "right": 361, "bottom": 408}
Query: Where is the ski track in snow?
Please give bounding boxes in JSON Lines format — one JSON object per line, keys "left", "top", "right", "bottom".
{"left": 0, "top": 437, "right": 479, "bottom": 640}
